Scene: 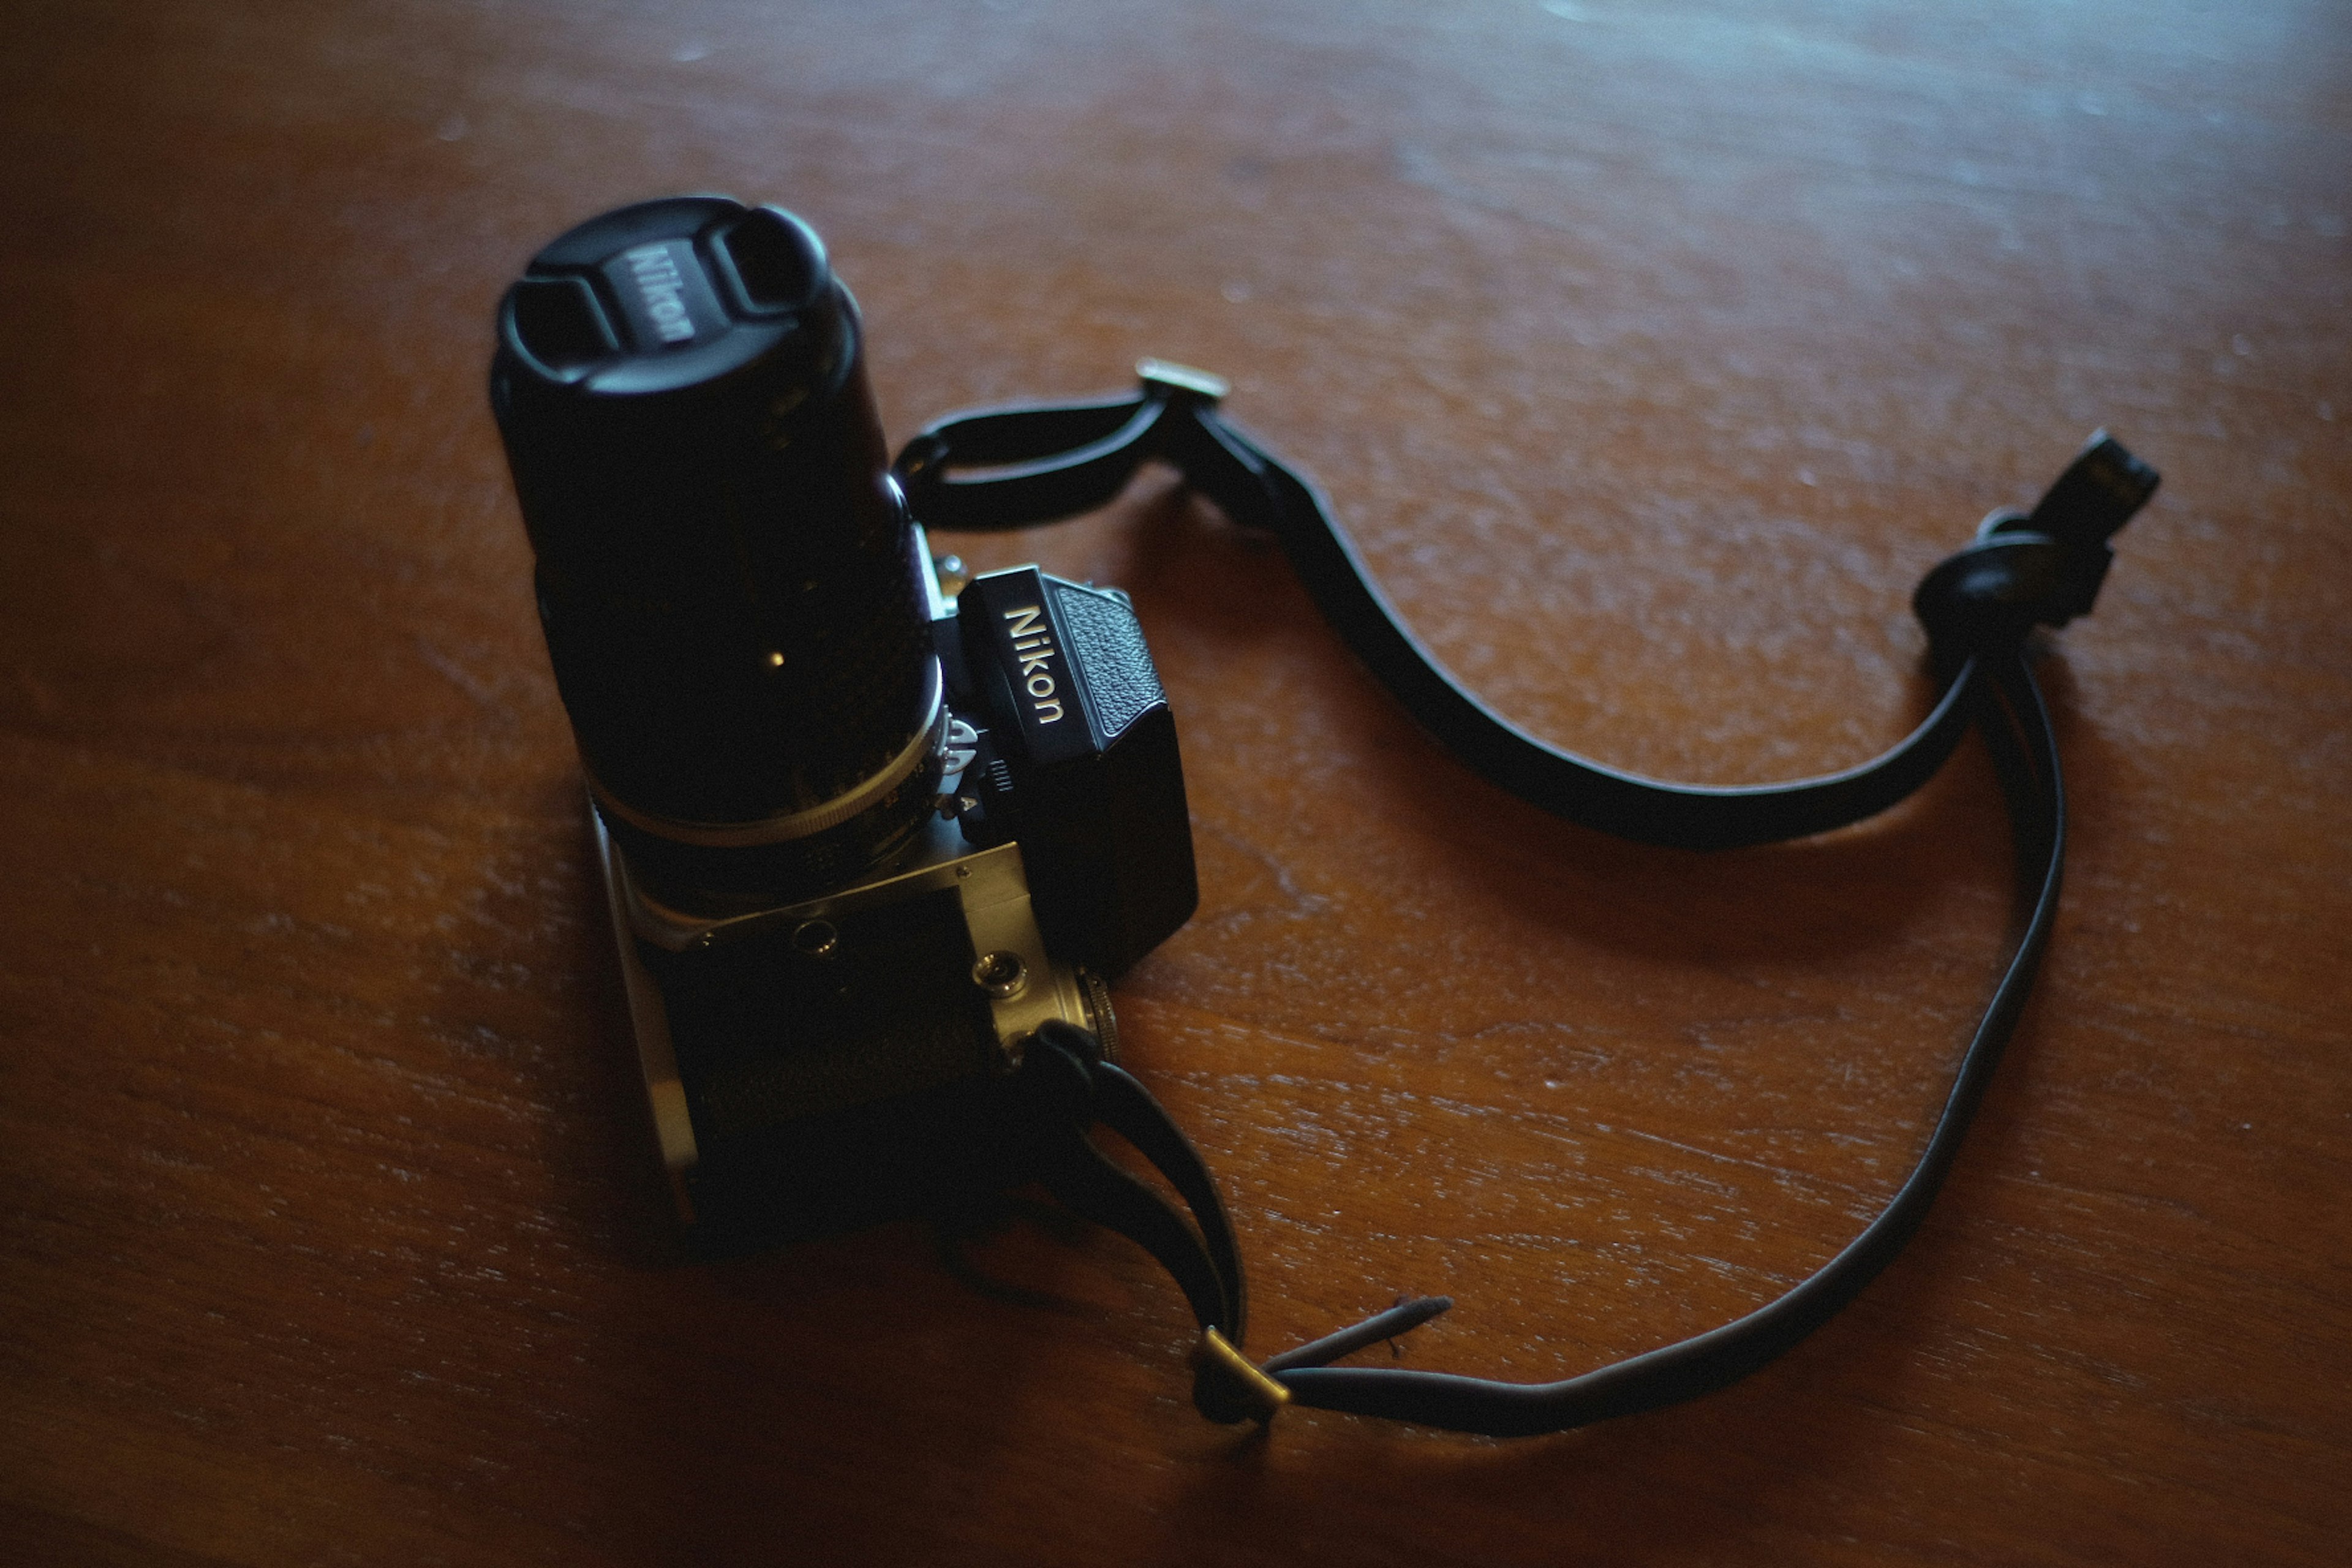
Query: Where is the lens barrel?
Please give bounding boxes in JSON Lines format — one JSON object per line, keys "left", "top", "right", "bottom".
{"left": 491, "top": 197, "right": 940, "bottom": 902}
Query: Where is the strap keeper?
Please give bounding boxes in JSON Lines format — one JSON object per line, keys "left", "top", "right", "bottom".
{"left": 2021, "top": 429, "right": 2159, "bottom": 549}
{"left": 1191, "top": 1328, "right": 1291, "bottom": 1424}
{"left": 1912, "top": 431, "right": 2159, "bottom": 652}
{"left": 1138, "top": 358, "right": 1231, "bottom": 406}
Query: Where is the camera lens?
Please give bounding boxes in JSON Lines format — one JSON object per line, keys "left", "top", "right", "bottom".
{"left": 491, "top": 197, "right": 941, "bottom": 902}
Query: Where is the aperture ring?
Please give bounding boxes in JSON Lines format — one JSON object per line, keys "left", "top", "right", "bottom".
{"left": 586, "top": 659, "right": 944, "bottom": 848}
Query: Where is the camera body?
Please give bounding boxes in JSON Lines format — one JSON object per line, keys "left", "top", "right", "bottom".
{"left": 490, "top": 197, "right": 1197, "bottom": 1246}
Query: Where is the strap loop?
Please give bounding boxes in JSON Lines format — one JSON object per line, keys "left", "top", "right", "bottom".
{"left": 1013, "top": 1020, "right": 1249, "bottom": 1345}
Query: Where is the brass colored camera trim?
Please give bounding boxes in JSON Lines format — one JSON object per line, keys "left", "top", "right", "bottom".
{"left": 593, "top": 805, "right": 1104, "bottom": 1223}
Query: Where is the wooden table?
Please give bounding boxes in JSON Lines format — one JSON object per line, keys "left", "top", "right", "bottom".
{"left": 4, "top": 1, "right": 2346, "bottom": 1562}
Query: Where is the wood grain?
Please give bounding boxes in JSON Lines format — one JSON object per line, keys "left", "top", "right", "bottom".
{"left": 2, "top": 1, "right": 2346, "bottom": 1562}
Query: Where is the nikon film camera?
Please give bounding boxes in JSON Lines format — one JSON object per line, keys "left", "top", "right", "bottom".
{"left": 489, "top": 192, "right": 2157, "bottom": 1435}
{"left": 490, "top": 197, "right": 1197, "bottom": 1246}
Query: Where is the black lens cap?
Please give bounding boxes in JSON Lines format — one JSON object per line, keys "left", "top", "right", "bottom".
{"left": 496, "top": 195, "right": 842, "bottom": 396}
{"left": 712, "top": 206, "right": 829, "bottom": 315}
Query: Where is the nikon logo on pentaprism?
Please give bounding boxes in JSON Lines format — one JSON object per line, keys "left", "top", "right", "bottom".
{"left": 960, "top": 568, "right": 1108, "bottom": 767}
{"left": 1001, "top": 605, "right": 1066, "bottom": 725}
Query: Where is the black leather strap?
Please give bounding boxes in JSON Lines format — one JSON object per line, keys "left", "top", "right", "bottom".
{"left": 907, "top": 368, "right": 2157, "bottom": 1434}
{"left": 1267, "top": 649, "right": 2064, "bottom": 1433}
{"left": 902, "top": 373, "right": 2046, "bottom": 848}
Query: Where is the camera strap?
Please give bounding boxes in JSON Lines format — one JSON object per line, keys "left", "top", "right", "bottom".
{"left": 897, "top": 366, "right": 2157, "bottom": 1434}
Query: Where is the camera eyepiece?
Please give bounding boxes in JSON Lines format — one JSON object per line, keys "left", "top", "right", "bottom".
{"left": 491, "top": 196, "right": 940, "bottom": 903}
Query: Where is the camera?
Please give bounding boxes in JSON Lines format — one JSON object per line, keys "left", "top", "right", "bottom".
{"left": 489, "top": 196, "right": 1198, "bottom": 1248}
